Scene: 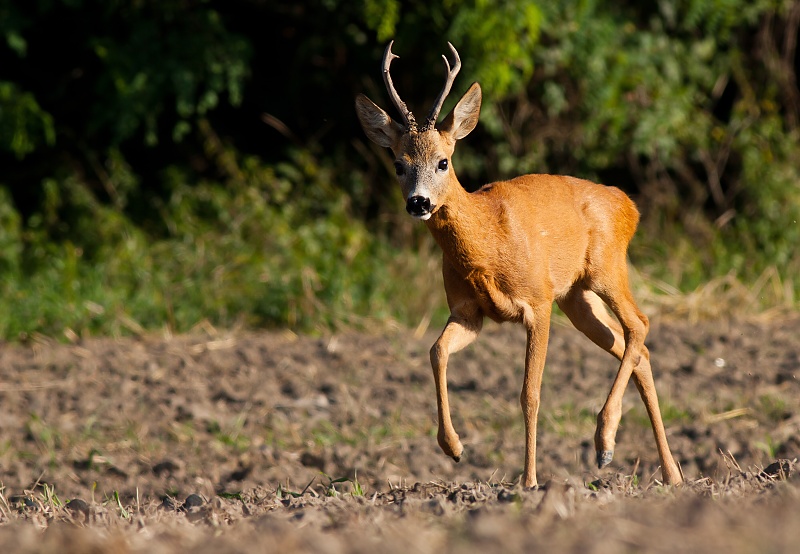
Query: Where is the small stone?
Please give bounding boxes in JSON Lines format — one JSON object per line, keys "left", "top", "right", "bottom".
{"left": 66, "top": 498, "right": 90, "bottom": 514}
{"left": 182, "top": 493, "right": 205, "bottom": 511}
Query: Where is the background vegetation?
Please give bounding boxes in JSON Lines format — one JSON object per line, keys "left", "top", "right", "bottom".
{"left": 1, "top": 0, "right": 799, "bottom": 339}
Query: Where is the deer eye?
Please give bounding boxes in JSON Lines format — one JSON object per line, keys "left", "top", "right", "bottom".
{"left": 437, "top": 159, "right": 448, "bottom": 171}
{"left": 394, "top": 162, "right": 405, "bottom": 176}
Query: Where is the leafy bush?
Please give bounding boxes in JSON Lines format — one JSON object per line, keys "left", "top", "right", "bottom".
{"left": 1, "top": 0, "right": 799, "bottom": 340}
{"left": 0, "top": 146, "right": 444, "bottom": 339}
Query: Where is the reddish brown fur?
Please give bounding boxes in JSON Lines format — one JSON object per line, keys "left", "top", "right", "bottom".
{"left": 427, "top": 175, "right": 638, "bottom": 323}
{"left": 356, "top": 44, "right": 683, "bottom": 488}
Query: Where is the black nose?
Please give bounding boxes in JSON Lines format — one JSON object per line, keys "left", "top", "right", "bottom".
{"left": 406, "top": 195, "right": 431, "bottom": 217}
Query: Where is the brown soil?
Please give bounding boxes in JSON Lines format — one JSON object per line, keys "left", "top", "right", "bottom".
{"left": 1, "top": 316, "right": 799, "bottom": 552}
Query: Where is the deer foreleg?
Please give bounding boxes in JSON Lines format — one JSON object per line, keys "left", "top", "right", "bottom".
{"left": 430, "top": 314, "right": 482, "bottom": 462}
{"left": 520, "top": 304, "right": 552, "bottom": 488}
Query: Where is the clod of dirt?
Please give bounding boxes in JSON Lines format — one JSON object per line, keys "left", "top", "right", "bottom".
{"left": 760, "top": 459, "right": 795, "bottom": 480}
{"left": 496, "top": 489, "right": 520, "bottom": 503}
{"left": 160, "top": 497, "right": 178, "bottom": 511}
{"left": 152, "top": 459, "right": 182, "bottom": 476}
{"left": 225, "top": 464, "right": 253, "bottom": 482}
{"left": 182, "top": 493, "right": 205, "bottom": 511}
{"left": 300, "top": 452, "right": 326, "bottom": 471}
{"left": 10, "top": 496, "right": 36, "bottom": 510}
{"left": 535, "top": 481, "right": 576, "bottom": 519}
{"left": 589, "top": 478, "right": 612, "bottom": 490}
{"left": 65, "top": 498, "right": 90, "bottom": 523}
{"left": 65, "top": 498, "right": 90, "bottom": 514}
{"left": 422, "top": 497, "right": 447, "bottom": 516}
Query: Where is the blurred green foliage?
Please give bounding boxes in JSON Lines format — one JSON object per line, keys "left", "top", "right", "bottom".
{"left": 0, "top": 0, "right": 798, "bottom": 339}
{"left": 0, "top": 81, "right": 54, "bottom": 158}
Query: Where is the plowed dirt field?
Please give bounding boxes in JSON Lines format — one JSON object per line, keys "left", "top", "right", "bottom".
{"left": 1, "top": 316, "right": 798, "bottom": 552}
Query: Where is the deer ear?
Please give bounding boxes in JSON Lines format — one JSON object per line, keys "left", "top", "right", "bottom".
{"left": 355, "top": 94, "right": 404, "bottom": 148}
{"left": 439, "top": 82, "right": 481, "bottom": 140}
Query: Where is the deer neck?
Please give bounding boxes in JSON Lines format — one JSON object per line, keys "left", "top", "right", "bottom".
{"left": 425, "top": 178, "right": 497, "bottom": 274}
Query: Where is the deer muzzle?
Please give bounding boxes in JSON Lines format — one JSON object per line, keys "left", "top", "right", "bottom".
{"left": 406, "top": 195, "right": 433, "bottom": 220}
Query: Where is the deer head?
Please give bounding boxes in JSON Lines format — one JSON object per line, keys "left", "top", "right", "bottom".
{"left": 355, "top": 41, "right": 482, "bottom": 220}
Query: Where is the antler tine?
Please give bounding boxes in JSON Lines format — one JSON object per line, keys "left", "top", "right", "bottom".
{"left": 423, "top": 42, "right": 461, "bottom": 130}
{"left": 382, "top": 40, "right": 418, "bottom": 132}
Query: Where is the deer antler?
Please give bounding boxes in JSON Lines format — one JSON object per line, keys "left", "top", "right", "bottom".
{"left": 422, "top": 42, "right": 461, "bottom": 131}
{"left": 382, "top": 40, "right": 418, "bottom": 133}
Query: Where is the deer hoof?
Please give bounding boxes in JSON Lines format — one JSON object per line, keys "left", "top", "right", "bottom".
{"left": 438, "top": 433, "right": 463, "bottom": 462}
{"left": 597, "top": 450, "right": 614, "bottom": 468}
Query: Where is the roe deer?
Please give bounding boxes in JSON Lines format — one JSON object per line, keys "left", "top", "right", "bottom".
{"left": 355, "top": 41, "right": 683, "bottom": 487}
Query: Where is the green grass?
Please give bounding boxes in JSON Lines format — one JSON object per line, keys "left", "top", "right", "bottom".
{"left": 626, "top": 400, "right": 692, "bottom": 431}
{"left": 208, "top": 414, "right": 251, "bottom": 453}
{"left": 660, "top": 401, "right": 693, "bottom": 425}
{"left": 306, "top": 415, "right": 421, "bottom": 450}
{"left": 754, "top": 435, "right": 781, "bottom": 460}
{"left": 25, "top": 414, "right": 62, "bottom": 468}
{"left": 541, "top": 402, "right": 597, "bottom": 437}
{"left": 350, "top": 471, "right": 365, "bottom": 497}
{"left": 758, "top": 394, "right": 789, "bottom": 424}
{"left": 107, "top": 490, "right": 131, "bottom": 519}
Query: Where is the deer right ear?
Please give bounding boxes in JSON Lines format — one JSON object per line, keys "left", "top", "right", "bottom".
{"left": 355, "top": 94, "right": 404, "bottom": 148}
{"left": 439, "top": 82, "right": 481, "bottom": 140}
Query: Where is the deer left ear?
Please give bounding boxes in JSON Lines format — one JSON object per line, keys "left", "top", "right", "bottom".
{"left": 439, "top": 82, "right": 481, "bottom": 140}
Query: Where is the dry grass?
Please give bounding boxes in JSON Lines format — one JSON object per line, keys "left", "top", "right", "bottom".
{"left": 632, "top": 265, "right": 797, "bottom": 323}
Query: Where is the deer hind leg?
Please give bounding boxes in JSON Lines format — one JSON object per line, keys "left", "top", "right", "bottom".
{"left": 430, "top": 314, "right": 482, "bottom": 462}
{"left": 557, "top": 287, "right": 626, "bottom": 359}
{"left": 628, "top": 343, "right": 683, "bottom": 483}
{"left": 585, "top": 276, "right": 683, "bottom": 485}
{"left": 557, "top": 288, "right": 626, "bottom": 467}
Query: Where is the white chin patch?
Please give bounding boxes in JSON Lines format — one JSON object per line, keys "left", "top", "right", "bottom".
{"left": 417, "top": 213, "right": 432, "bottom": 221}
